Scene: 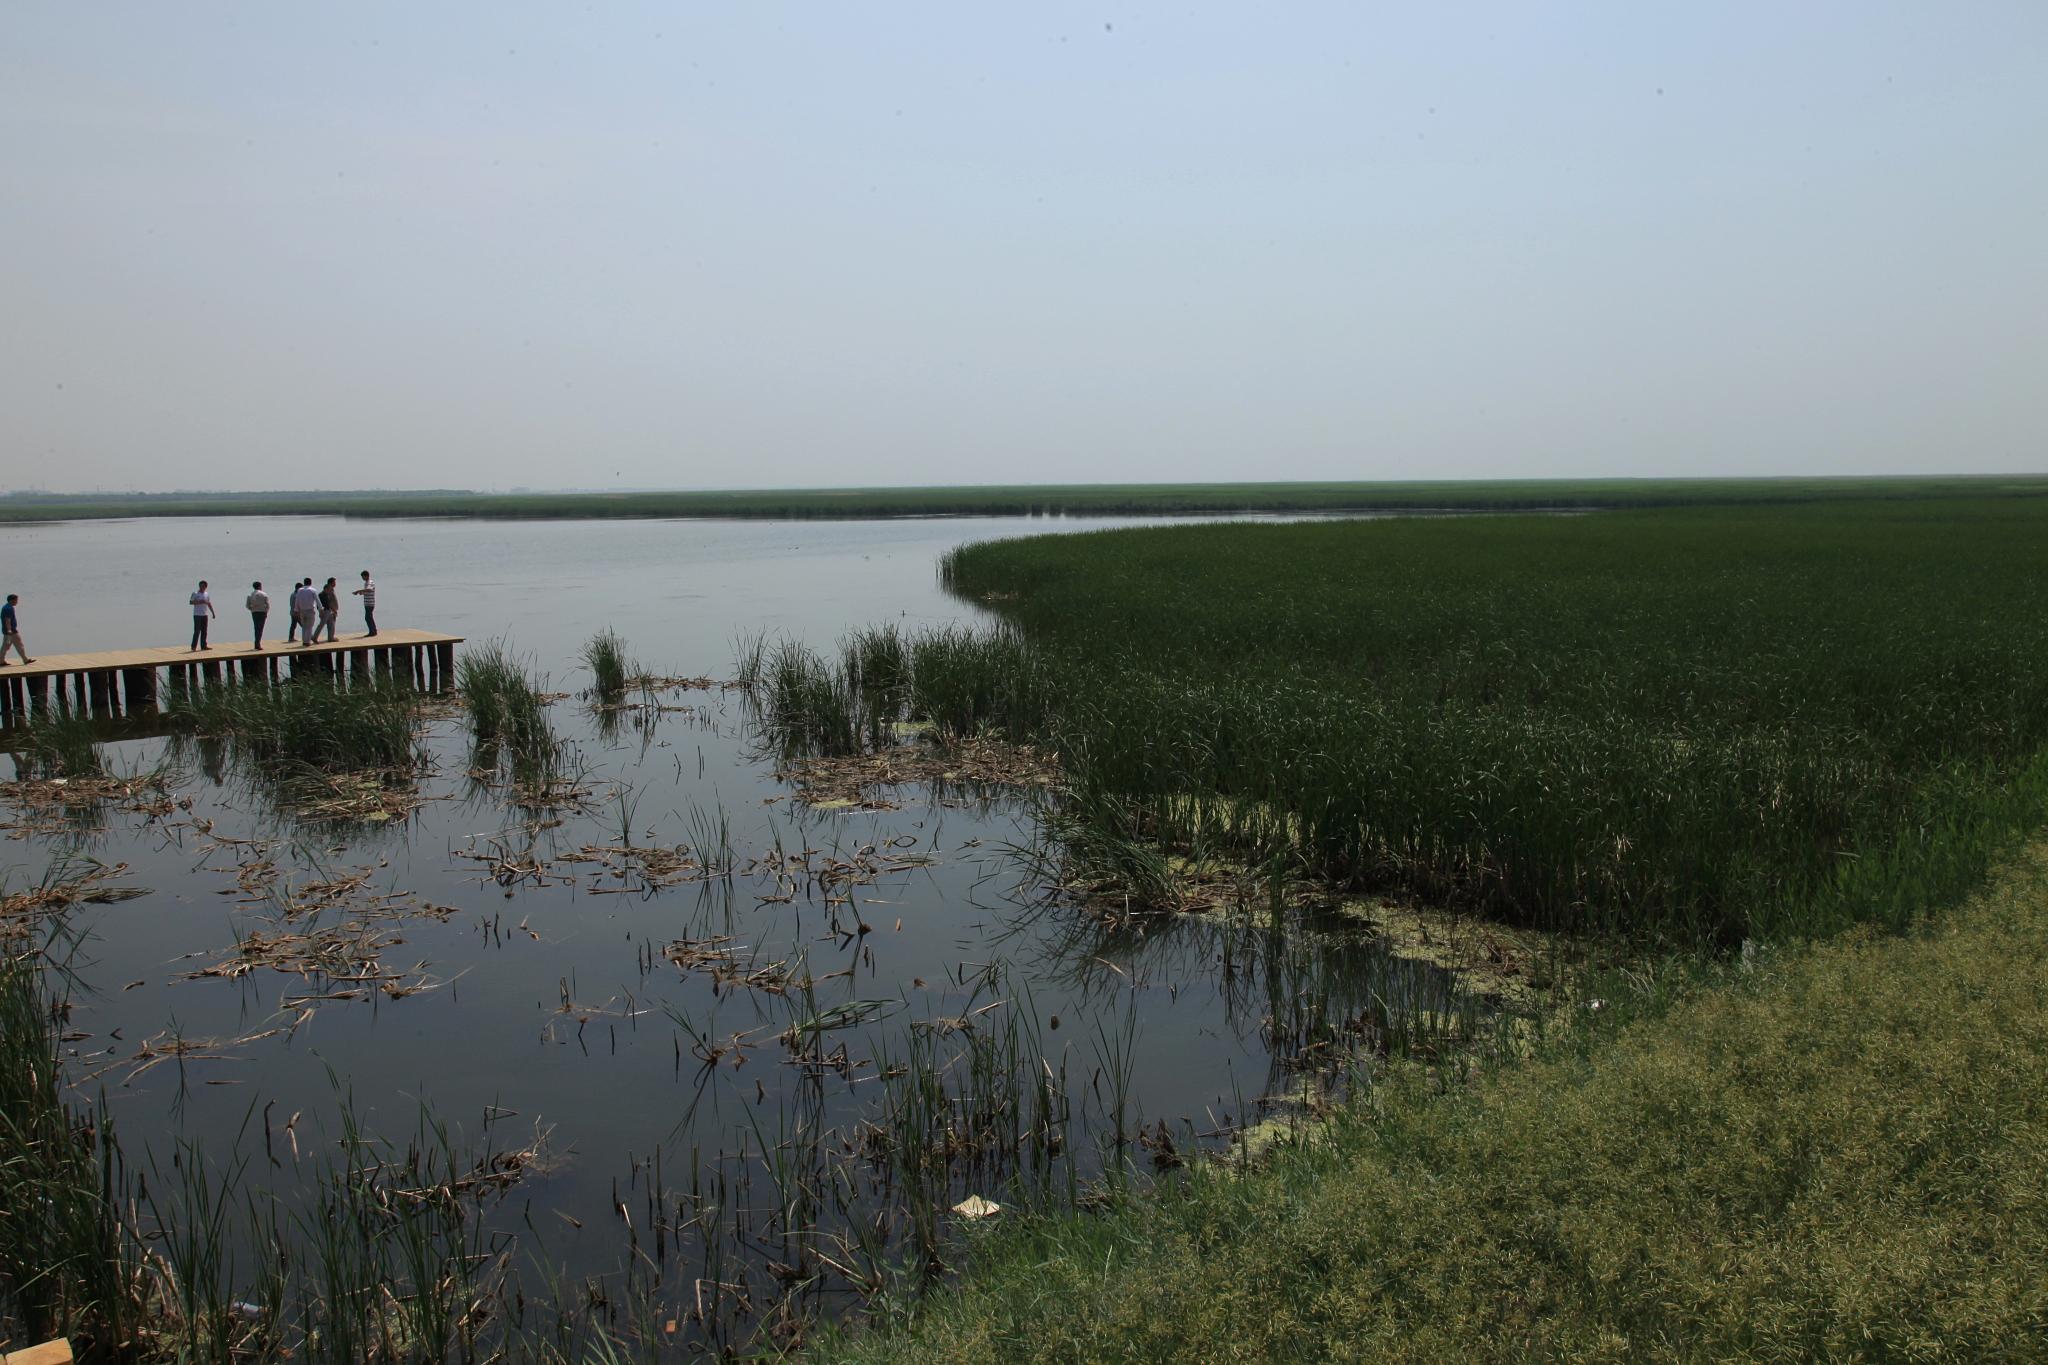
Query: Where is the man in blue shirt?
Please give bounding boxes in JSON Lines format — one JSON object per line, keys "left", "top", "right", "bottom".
{"left": 0, "top": 594, "right": 33, "bottom": 665}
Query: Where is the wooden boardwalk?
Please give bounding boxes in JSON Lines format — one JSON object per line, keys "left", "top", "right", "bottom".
{"left": 0, "top": 628, "right": 462, "bottom": 719}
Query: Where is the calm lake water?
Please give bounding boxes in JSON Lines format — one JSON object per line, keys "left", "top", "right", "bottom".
{"left": 1, "top": 513, "right": 1470, "bottom": 1349}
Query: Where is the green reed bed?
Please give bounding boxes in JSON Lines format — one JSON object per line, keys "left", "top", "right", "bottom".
{"left": 930, "top": 498, "right": 2048, "bottom": 944}
{"left": 9, "top": 473, "right": 2048, "bottom": 524}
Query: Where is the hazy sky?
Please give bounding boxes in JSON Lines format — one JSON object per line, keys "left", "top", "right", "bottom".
{"left": 4, "top": 3, "right": 2044, "bottom": 492}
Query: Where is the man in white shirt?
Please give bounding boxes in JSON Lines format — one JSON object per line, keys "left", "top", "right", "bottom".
{"left": 352, "top": 570, "right": 378, "bottom": 637}
{"left": 247, "top": 581, "right": 271, "bottom": 649}
{"left": 291, "top": 580, "right": 319, "bottom": 646}
{"left": 189, "top": 580, "right": 215, "bottom": 651}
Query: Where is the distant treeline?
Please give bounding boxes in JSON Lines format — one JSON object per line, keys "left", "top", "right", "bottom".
{"left": 3, "top": 476, "right": 2046, "bottom": 523}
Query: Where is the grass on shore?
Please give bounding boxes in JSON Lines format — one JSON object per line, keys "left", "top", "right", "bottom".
{"left": 831, "top": 841, "right": 2048, "bottom": 1363}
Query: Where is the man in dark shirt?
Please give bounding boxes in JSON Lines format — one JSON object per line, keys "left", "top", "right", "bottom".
{"left": 317, "top": 578, "right": 340, "bottom": 643}
{"left": 0, "top": 594, "right": 32, "bottom": 665}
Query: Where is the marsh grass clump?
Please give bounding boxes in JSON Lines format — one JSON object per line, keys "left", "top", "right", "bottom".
{"left": 743, "top": 626, "right": 1055, "bottom": 764}
{"left": 580, "top": 627, "right": 634, "bottom": 701}
{"left": 762, "top": 637, "right": 871, "bottom": 757}
{"left": 459, "top": 643, "right": 567, "bottom": 803}
{"left": 459, "top": 642, "right": 554, "bottom": 750}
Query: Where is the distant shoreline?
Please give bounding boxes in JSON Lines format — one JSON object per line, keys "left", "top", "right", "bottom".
{"left": 2, "top": 475, "right": 2044, "bottom": 524}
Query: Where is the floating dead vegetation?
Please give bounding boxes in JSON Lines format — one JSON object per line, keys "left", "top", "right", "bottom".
{"left": 165, "top": 852, "right": 462, "bottom": 1013}
{"left": 774, "top": 734, "right": 1061, "bottom": 811}
{"left": 589, "top": 673, "right": 744, "bottom": 719}
{"left": 0, "top": 772, "right": 184, "bottom": 836}
{"left": 635, "top": 673, "right": 745, "bottom": 693}
{"left": 457, "top": 834, "right": 579, "bottom": 889}
{"left": 664, "top": 935, "right": 797, "bottom": 995}
{"left": 106, "top": 1022, "right": 290, "bottom": 1086}
{"left": 561, "top": 841, "right": 718, "bottom": 892}
{"left": 0, "top": 860, "right": 151, "bottom": 939}
{"left": 463, "top": 764, "right": 600, "bottom": 813}
{"left": 734, "top": 840, "right": 938, "bottom": 906}
{"left": 480, "top": 830, "right": 938, "bottom": 907}
{"left": 281, "top": 768, "right": 440, "bottom": 825}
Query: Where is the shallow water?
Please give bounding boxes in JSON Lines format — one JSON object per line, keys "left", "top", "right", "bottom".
{"left": 0, "top": 513, "right": 1473, "bottom": 1348}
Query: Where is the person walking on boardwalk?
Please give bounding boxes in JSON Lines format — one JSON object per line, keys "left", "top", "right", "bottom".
{"left": 247, "top": 581, "right": 271, "bottom": 649}
{"left": 285, "top": 578, "right": 310, "bottom": 643}
{"left": 317, "top": 577, "right": 340, "bottom": 643}
{"left": 353, "top": 569, "right": 377, "bottom": 637}
{"left": 291, "top": 579, "right": 319, "bottom": 646}
{"left": 189, "top": 580, "right": 216, "bottom": 651}
{"left": 0, "top": 594, "right": 32, "bottom": 665}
